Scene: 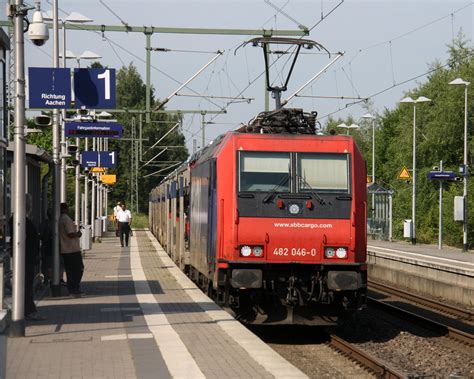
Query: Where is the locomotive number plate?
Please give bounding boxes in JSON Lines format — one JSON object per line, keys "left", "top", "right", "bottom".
{"left": 272, "top": 247, "right": 317, "bottom": 257}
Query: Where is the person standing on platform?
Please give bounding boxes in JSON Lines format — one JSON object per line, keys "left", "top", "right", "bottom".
{"left": 58, "top": 203, "right": 84, "bottom": 296}
{"left": 117, "top": 203, "right": 132, "bottom": 247}
{"left": 113, "top": 201, "right": 123, "bottom": 237}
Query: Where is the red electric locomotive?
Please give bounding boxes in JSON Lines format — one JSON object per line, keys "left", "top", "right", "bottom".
{"left": 149, "top": 107, "right": 367, "bottom": 325}
{"left": 149, "top": 37, "right": 367, "bottom": 325}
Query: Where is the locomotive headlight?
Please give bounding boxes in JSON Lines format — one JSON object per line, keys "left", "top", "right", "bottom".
{"left": 335, "top": 247, "right": 348, "bottom": 258}
{"left": 324, "top": 247, "right": 335, "bottom": 258}
{"left": 253, "top": 246, "right": 263, "bottom": 257}
{"left": 240, "top": 245, "right": 252, "bottom": 257}
{"left": 289, "top": 203, "right": 300, "bottom": 215}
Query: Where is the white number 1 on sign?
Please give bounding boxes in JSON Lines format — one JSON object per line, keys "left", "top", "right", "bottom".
{"left": 97, "top": 70, "right": 111, "bottom": 100}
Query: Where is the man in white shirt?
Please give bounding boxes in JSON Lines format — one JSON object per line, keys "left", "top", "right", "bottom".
{"left": 113, "top": 202, "right": 123, "bottom": 236}
{"left": 117, "top": 203, "right": 132, "bottom": 247}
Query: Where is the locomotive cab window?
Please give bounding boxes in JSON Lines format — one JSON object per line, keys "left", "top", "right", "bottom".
{"left": 239, "top": 152, "right": 290, "bottom": 192}
{"left": 297, "top": 153, "right": 350, "bottom": 193}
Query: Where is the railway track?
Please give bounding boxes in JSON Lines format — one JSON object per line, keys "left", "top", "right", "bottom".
{"left": 368, "top": 281, "right": 474, "bottom": 347}
{"left": 368, "top": 279, "right": 474, "bottom": 321}
{"left": 328, "top": 334, "right": 406, "bottom": 378}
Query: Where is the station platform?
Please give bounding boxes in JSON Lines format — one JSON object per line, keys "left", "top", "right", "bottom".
{"left": 5, "top": 230, "right": 307, "bottom": 379}
{"left": 367, "top": 239, "right": 474, "bottom": 308}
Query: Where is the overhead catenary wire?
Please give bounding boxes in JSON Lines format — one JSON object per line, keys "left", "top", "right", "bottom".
{"left": 149, "top": 47, "right": 220, "bottom": 54}
{"left": 176, "top": 93, "right": 254, "bottom": 103}
{"left": 318, "top": 61, "right": 454, "bottom": 120}
{"left": 264, "top": 0, "right": 307, "bottom": 30}
{"left": 98, "top": 0, "right": 130, "bottom": 29}
{"left": 343, "top": 2, "right": 472, "bottom": 68}
{"left": 153, "top": 50, "right": 225, "bottom": 111}
{"left": 143, "top": 161, "right": 183, "bottom": 178}
{"left": 46, "top": 0, "right": 227, "bottom": 111}
{"left": 292, "top": 1, "right": 472, "bottom": 118}
{"left": 105, "top": 38, "right": 126, "bottom": 66}
{"left": 143, "top": 122, "right": 180, "bottom": 156}
{"left": 140, "top": 147, "right": 168, "bottom": 170}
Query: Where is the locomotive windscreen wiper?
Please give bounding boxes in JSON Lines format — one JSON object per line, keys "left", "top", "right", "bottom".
{"left": 262, "top": 174, "right": 291, "bottom": 203}
{"left": 297, "top": 174, "right": 326, "bottom": 205}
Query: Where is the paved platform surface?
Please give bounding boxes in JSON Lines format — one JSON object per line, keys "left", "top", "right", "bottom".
{"left": 368, "top": 239, "right": 474, "bottom": 272}
{"left": 6, "top": 230, "right": 306, "bottom": 378}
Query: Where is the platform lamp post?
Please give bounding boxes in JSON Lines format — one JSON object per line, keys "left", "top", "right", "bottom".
{"left": 400, "top": 96, "right": 431, "bottom": 245}
{"left": 61, "top": 50, "right": 101, "bottom": 228}
{"left": 449, "top": 78, "right": 470, "bottom": 252}
{"left": 362, "top": 113, "right": 376, "bottom": 222}
{"left": 44, "top": 11, "right": 93, "bottom": 204}
{"left": 11, "top": 0, "right": 49, "bottom": 336}
{"left": 336, "top": 122, "right": 359, "bottom": 135}
{"left": 361, "top": 113, "right": 376, "bottom": 183}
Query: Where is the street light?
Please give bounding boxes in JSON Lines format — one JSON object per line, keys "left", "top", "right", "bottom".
{"left": 361, "top": 113, "right": 376, "bottom": 183}
{"left": 400, "top": 95, "right": 431, "bottom": 245}
{"left": 44, "top": 11, "right": 93, "bottom": 204}
{"left": 43, "top": 8, "right": 93, "bottom": 296}
{"left": 61, "top": 49, "right": 102, "bottom": 229}
{"left": 336, "top": 122, "right": 359, "bottom": 135}
{"left": 60, "top": 49, "right": 102, "bottom": 68}
{"left": 11, "top": 0, "right": 49, "bottom": 337}
{"left": 449, "top": 78, "right": 470, "bottom": 252}
{"left": 361, "top": 113, "right": 376, "bottom": 227}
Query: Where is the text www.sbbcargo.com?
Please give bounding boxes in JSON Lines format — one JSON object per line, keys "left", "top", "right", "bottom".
{"left": 273, "top": 222, "right": 333, "bottom": 229}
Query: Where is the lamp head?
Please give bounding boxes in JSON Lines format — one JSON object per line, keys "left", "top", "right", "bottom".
{"left": 361, "top": 112, "right": 375, "bottom": 120}
{"left": 449, "top": 78, "right": 470, "bottom": 86}
{"left": 415, "top": 96, "right": 431, "bottom": 103}
{"left": 400, "top": 97, "right": 414, "bottom": 103}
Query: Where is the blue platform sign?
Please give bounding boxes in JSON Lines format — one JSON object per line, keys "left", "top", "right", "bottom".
{"left": 80, "top": 151, "right": 99, "bottom": 167}
{"left": 28, "top": 67, "right": 71, "bottom": 109}
{"left": 65, "top": 122, "right": 123, "bottom": 138}
{"left": 74, "top": 68, "right": 116, "bottom": 109}
{"left": 99, "top": 151, "right": 117, "bottom": 168}
{"left": 427, "top": 171, "right": 458, "bottom": 181}
{"left": 80, "top": 151, "right": 117, "bottom": 168}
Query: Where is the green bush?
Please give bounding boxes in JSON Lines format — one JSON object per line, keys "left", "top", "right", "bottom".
{"left": 132, "top": 213, "right": 148, "bottom": 229}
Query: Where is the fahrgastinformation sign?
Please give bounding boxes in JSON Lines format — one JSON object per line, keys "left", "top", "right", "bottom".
{"left": 65, "top": 122, "right": 123, "bottom": 138}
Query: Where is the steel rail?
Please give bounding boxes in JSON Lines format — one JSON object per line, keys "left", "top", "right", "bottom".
{"left": 368, "top": 279, "right": 473, "bottom": 322}
{"left": 328, "top": 335, "right": 407, "bottom": 378}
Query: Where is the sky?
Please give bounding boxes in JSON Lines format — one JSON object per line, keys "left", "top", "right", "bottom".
{"left": 1, "top": 0, "right": 473, "bottom": 152}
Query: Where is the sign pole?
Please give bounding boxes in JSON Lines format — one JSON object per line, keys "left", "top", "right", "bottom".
{"left": 439, "top": 161, "right": 443, "bottom": 250}
{"left": 84, "top": 138, "right": 89, "bottom": 226}
{"left": 74, "top": 137, "right": 80, "bottom": 227}
{"left": 91, "top": 138, "right": 96, "bottom": 240}
{"left": 60, "top": 21, "right": 67, "bottom": 203}
{"left": 10, "top": 0, "right": 26, "bottom": 337}
{"left": 51, "top": 0, "right": 61, "bottom": 298}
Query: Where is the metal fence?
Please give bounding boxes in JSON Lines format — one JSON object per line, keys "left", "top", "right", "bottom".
{"left": 367, "top": 183, "right": 394, "bottom": 241}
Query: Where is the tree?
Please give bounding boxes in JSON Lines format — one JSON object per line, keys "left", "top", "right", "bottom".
{"left": 109, "top": 64, "right": 188, "bottom": 213}
{"left": 363, "top": 34, "right": 474, "bottom": 245}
